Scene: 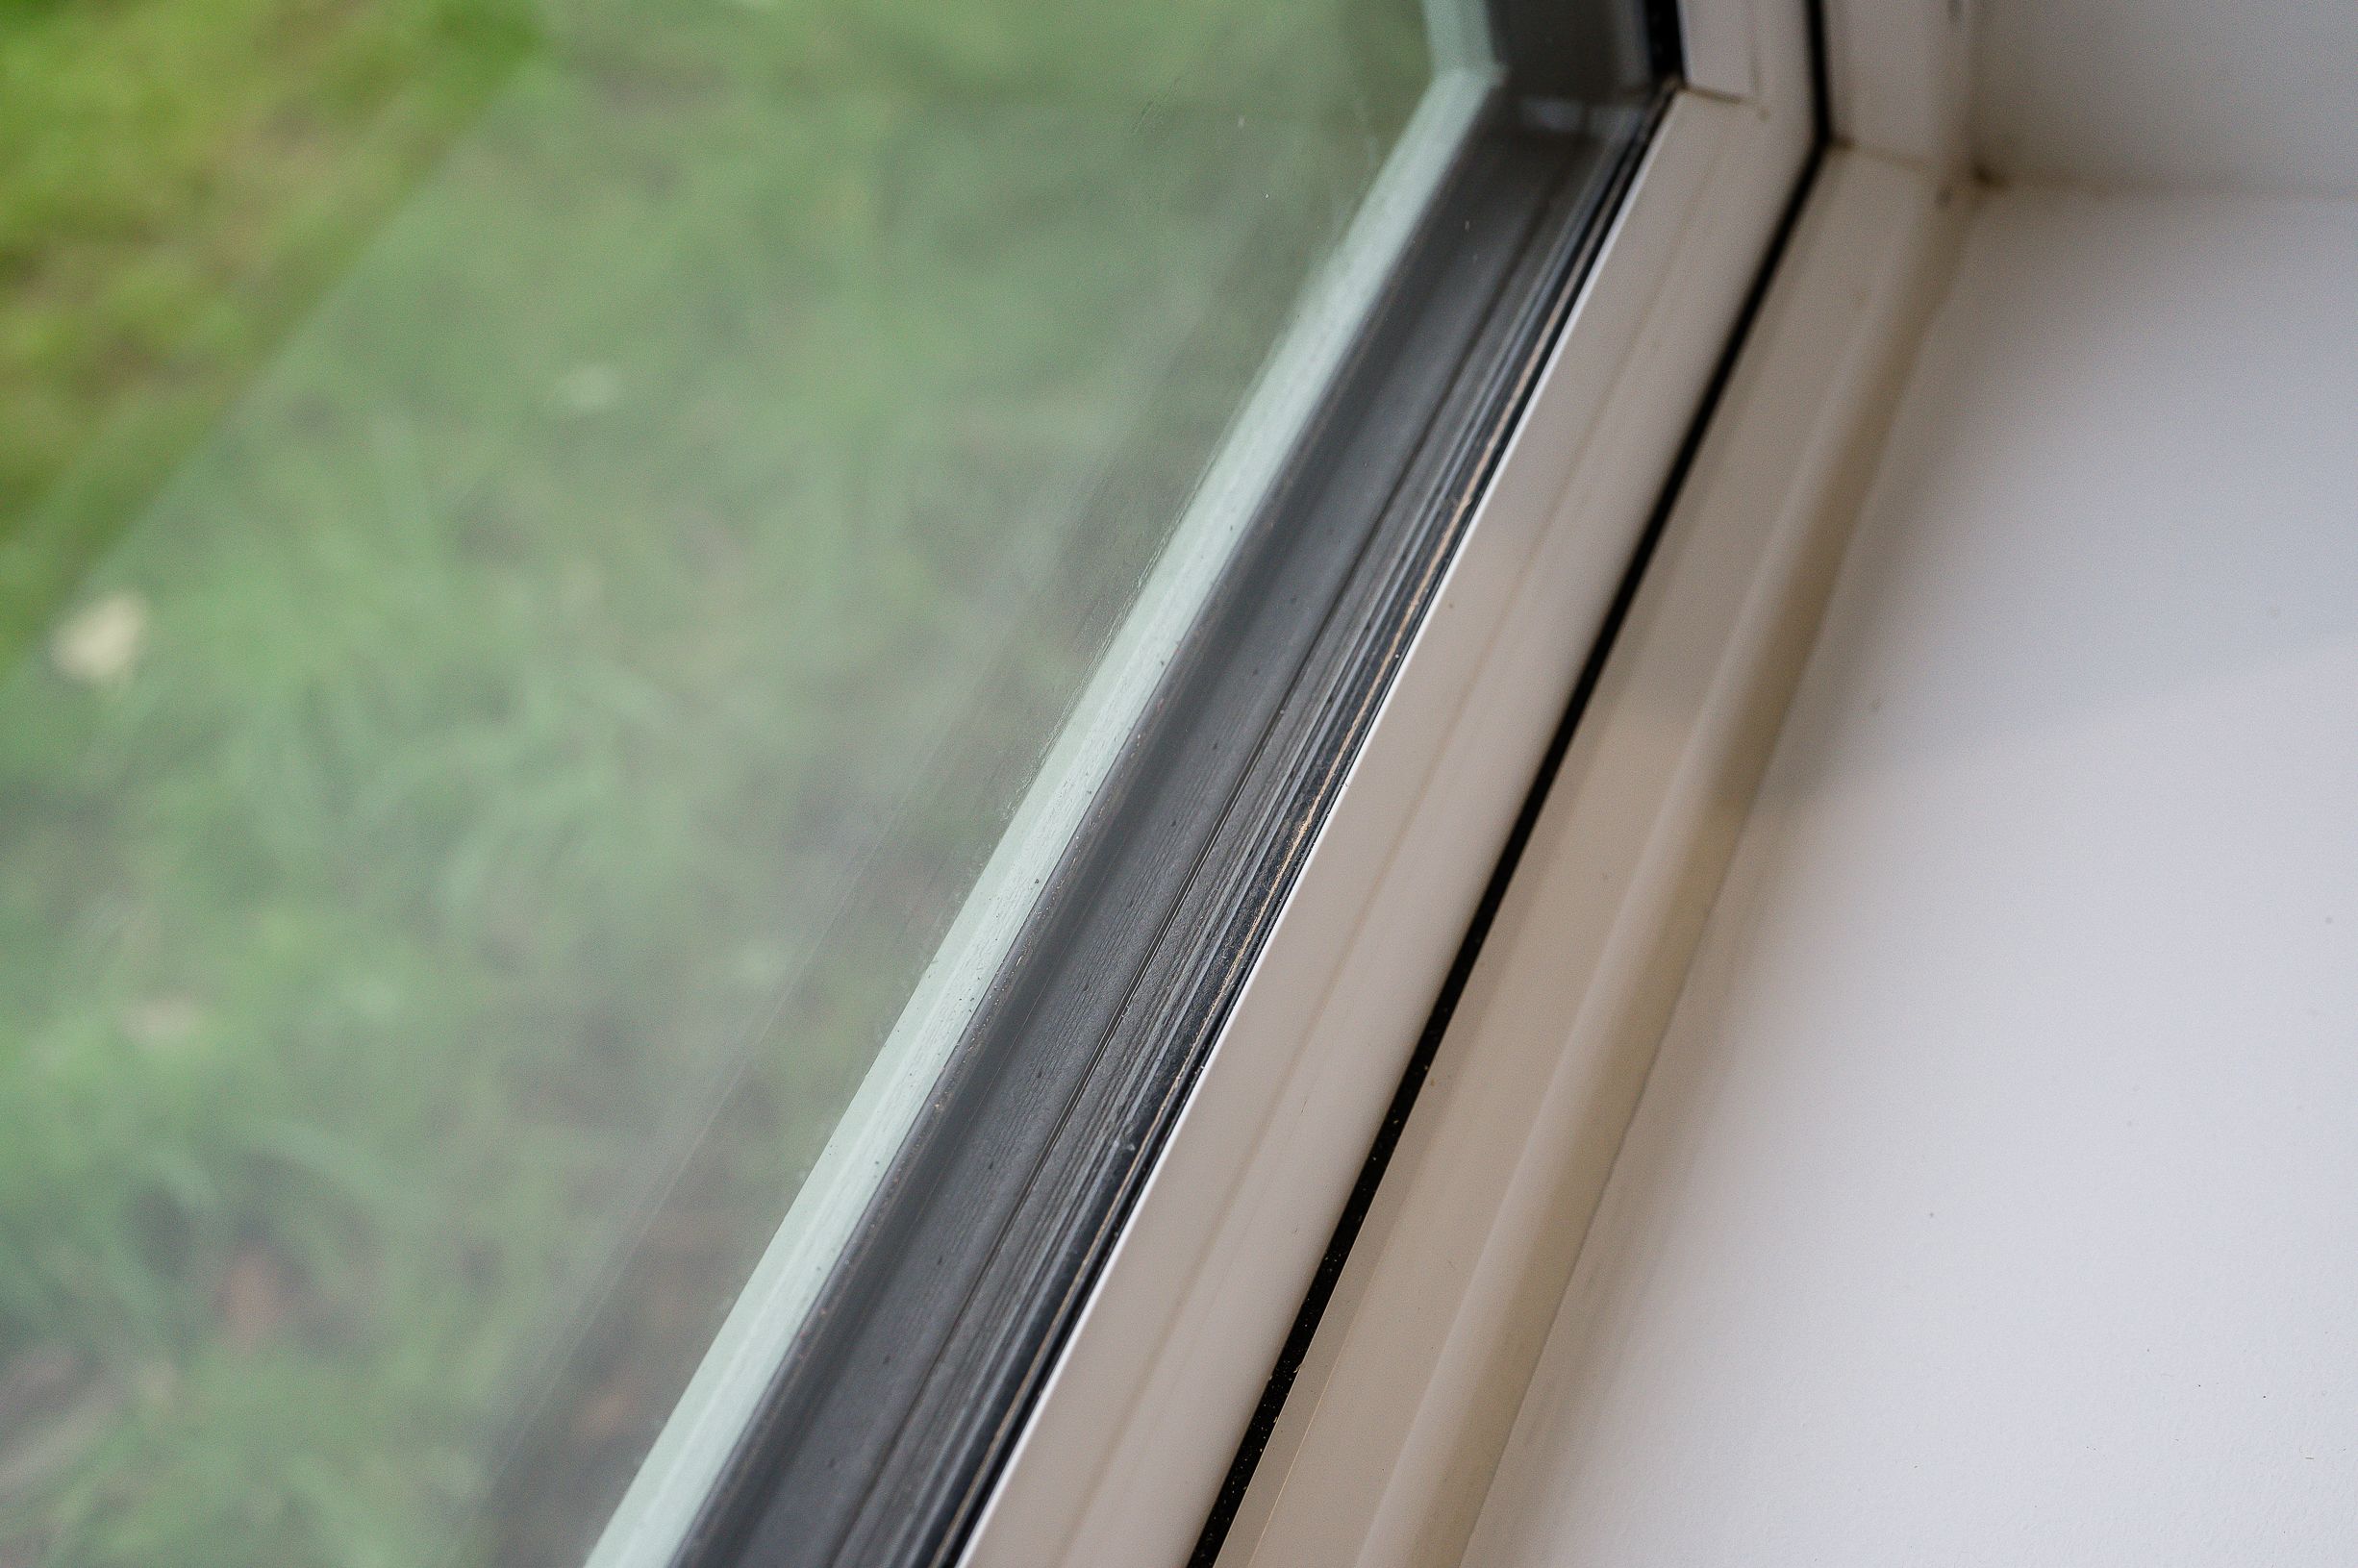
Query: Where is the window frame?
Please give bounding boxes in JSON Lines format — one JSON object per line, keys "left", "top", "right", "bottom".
{"left": 581, "top": 2, "right": 1819, "bottom": 1565}
{"left": 676, "top": 112, "right": 1668, "bottom": 1568}
{"left": 964, "top": 2, "right": 1819, "bottom": 1565}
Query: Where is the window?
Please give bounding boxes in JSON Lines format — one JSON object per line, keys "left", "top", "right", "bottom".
{"left": 0, "top": 1, "right": 1666, "bottom": 1565}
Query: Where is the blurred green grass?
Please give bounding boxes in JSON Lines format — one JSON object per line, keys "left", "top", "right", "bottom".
{"left": 0, "top": 0, "right": 1429, "bottom": 1563}
{"left": 0, "top": 0, "right": 536, "bottom": 660}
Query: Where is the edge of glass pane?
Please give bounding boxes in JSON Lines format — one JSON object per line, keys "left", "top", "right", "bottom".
{"left": 581, "top": 61, "right": 1496, "bottom": 1568}
{"left": 1424, "top": 0, "right": 1494, "bottom": 74}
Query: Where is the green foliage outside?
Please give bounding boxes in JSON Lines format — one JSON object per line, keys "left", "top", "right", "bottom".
{"left": 0, "top": 0, "right": 1431, "bottom": 1562}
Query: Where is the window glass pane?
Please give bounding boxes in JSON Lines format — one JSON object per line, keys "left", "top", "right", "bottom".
{"left": 0, "top": 0, "right": 1464, "bottom": 1563}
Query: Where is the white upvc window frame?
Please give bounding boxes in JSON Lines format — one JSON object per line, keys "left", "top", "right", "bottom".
{"left": 961, "top": 3, "right": 1852, "bottom": 1564}
{"left": 1201, "top": 2, "right": 1982, "bottom": 1563}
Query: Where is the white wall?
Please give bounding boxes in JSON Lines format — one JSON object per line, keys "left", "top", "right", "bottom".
{"left": 1974, "top": 0, "right": 2358, "bottom": 197}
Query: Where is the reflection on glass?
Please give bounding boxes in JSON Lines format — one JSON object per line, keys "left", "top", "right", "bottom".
{"left": 0, "top": 0, "right": 1441, "bottom": 1562}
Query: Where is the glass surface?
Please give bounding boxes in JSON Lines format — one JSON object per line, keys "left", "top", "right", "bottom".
{"left": 0, "top": 0, "right": 1448, "bottom": 1563}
